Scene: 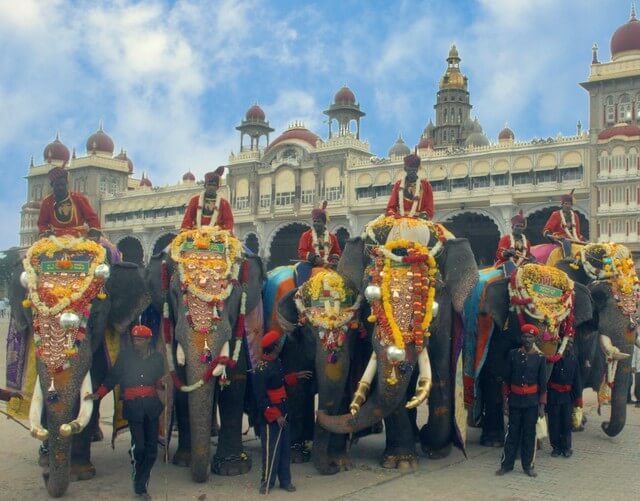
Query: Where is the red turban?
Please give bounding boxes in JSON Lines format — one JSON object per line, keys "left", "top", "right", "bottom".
{"left": 311, "top": 201, "right": 329, "bottom": 223}
{"left": 48, "top": 166, "right": 68, "bottom": 184}
{"left": 204, "top": 166, "right": 225, "bottom": 186}
{"left": 560, "top": 189, "right": 575, "bottom": 204}
{"left": 131, "top": 325, "right": 153, "bottom": 338}
{"left": 403, "top": 153, "right": 421, "bottom": 170}
{"left": 511, "top": 210, "right": 526, "bottom": 227}
{"left": 261, "top": 330, "right": 283, "bottom": 349}
{"left": 521, "top": 323, "right": 539, "bottom": 337}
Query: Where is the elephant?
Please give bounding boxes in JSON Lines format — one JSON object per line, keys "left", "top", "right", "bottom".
{"left": 555, "top": 242, "right": 640, "bottom": 437}
{"left": 274, "top": 238, "right": 369, "bottom": 475}
{"left": 317, "top": 217, "right": 479, "bottom": 469}
{"left": 8, "top": 237, "right": 149, "bottom": 498}
{"left": 145, "top": 227, "right": 265, "bottom": 483}
{"left": 467, "top": 263, "right": 594, "bottom": 447}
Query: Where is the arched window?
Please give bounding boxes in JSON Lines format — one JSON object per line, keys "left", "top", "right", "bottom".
{"left": 605, "top": 96, "right": 615, "bottom": 125}
{"left": 443, "top": 109, "right": 448, "bottom": 123}
{"left": 618, "top": 94, "right": 632, "bottom": 123}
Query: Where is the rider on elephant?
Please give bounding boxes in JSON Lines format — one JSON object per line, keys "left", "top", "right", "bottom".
{"left": 385, "top": 152, "right": 434, "bottom": 220}
{"left": 37, "top": 165, "right": 102, "bottom": 240}
{"left": 495, "top": 210, "right": 534, "bottom": 276}
{"left": 296, "top": 202, "right": 341, "bottom": 286}
{"left": 543, "top": 190, "right": 585, "bottom": 257}
{"left": 181, "top": 167, "right": 234, "bottom": 232}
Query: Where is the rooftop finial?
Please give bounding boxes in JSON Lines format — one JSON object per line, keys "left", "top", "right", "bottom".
{"left": 55, "top": 132, "right": 60, "bottom": 141}
{"left": 632, "top": 2, "right": 637, "bottom": 20}
{"left": 30, "top": 156, "right": 34, "bottom": 167}
{"left": 98, "top": 120, "right": 103, "bottom": 131}
{"left": 592, "top": 43, "right": 599, "bottom": 64}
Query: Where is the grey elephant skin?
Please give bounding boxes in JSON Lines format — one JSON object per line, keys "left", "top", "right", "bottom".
{"left": 9, "top": 261, "right": 150, "bottom": 498}
{"left": 145, "top": 252, "right": 264, "bottom": 482}
{"left": 317, "top": 236, "right": 479, "bottom": 468}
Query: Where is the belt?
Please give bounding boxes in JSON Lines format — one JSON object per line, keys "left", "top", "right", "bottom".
{"left": 123, "top": 386, "right": 157, "bottom": 400}
{"left": 548, "top": 382, "right": 572, "bottom": 392}
{"left": 266, "top": 386, "right": 286, "bottom": 404}
{"left": 510, "top": 384, "right": 539, "bottom": 395}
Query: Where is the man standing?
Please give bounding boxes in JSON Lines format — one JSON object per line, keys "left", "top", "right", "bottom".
{"left": 181, "top": 166, "right": 234, "bottom": 232}
{"left": 37, "top": 165, "right": 101, "bottom": 239}
{"left": 296, "top": 202, "right": 341, "bottom": 285}
{"left": 253, "top": 330, "right": 312, "bottom": 494}
{"left": 385, "top": 153, "right": 434, "bottom": 220}
{"left": 543, "top": 190, "right": 585, "bottom": 257}
{"left": 86, "top": 325, "right": 165, "bottom": 499}
{"left": 547, "top": 338, "right": 582, "bottom": 458}
{"left": 495, "top": 210, "right": 534, "bottom": 276}
{"left": 496, "top": 323, "right": 547, "bottom": 478}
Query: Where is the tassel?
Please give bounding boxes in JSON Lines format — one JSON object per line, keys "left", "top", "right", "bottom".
{"left": 199, "top": 340, "right": 212, "bottom": 364}
{"left": 97, "top": 288, "right": 107, "bottom": 300}
{"left": 47, "top": 378, "right": 59, "bottom": 403}
{"left": 386, "top": 366, "right": 398, "bottom": 386}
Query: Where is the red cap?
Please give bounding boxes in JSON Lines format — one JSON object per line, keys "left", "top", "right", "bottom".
{"left": 204, "top": 166, "right": 225, "bottom": 185}
{"left": 521, "top": 323, "right": 539, "bottom": 337}
{"left": 403, "top": 153, "right": 421, "bottom": 170}
{"left": 131, "top": 325, "right": 153, "bottom": 338}
{"left": 48, "top": 165, "right": 68, "bottom": 184}
{"left": 261, "top": 330, "right": 283, "bottom": 349}
{"left": 311, "top": 200, "right": 328, "bottom": 223}
{"left": 560, "top": 189, "right": 575, "bottom": 204}
{"left": 511, "top": 210, "right": 526, "bottom": 227}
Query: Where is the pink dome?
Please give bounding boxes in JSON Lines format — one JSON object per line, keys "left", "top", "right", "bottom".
{"left": 266, "top": 126, "right": 320, "bottom": 153}
{"left": 43, "top": 135, "right": 70, "bottom": 163}
{"left": 86, "top": 127, "right": 115, "bottom": 154}
{"left": 139, "top": 175, "right": 152, "bottom": 187}
{"left": 115, "top": 150, "right": 134, "bottom": 173}
{"left": 611, "top": 10, "right": 640, "bottom": 59}
{"left": 334, "top": 86, "right": 356, "bottom": 105}
{"left": 498, "top": 127, "right": 514, "bottom": 141}
{"left": 245, "top": 104, "right": 266, "bottom": 121}
{"left": 417, "top": 137, "right": 434, "bottom": 149}
{"left": 182, "top": 171, "right": 195, "bottom": 182}
{"left": 598, "top": 123, "right": 640, "bottom": 140}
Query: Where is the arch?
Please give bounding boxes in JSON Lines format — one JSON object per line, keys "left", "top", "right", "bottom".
{"left": 259, "top": 176, "right": 272, "bottom": 194}
{"left": 117, "top": 236, "right": 144, "bottom": 265}
{"left": 275, "top": 168, "right": 295, "bottom": 191}
{"left": 429, "top": 165, "right": 447, "bottom": 181}
{"left": 375, "top": 171, "right": 392, "bottom": 185}
{"left": 513, "top": 156, "right": 533, "bottom": 172}
{"left": 536, "top": 153, "right": 556, "bottom": 171}
{"left": 450, "top": 163, "right": 468, "bottom": 179}
{"left": 357, "top": 173, "right": 373, "bottom": 187}
{"left": 324, "top": 166, "right": 341, "bottom": 188}
{"left": 526, "top": 206, "right": 590, "bottom": 245}
{"left": 440, "top": 211, "right": 500, "bottom": 267}
{"left": 152, "top": 232, "right": 177, "bottom": 256}
{"left": 471, "top": 161, "right": 490, "bottom": 176}
{"left": 267, "top": 222, "right": 310, "bottom": 270}
{"left": 301, "top": 171, "right": 315, "bottom": 190}
{"left": 493, "top": 159, "right": 509, "bottom": 173}
{"left": 235, "top": 178, "right": 249, "bottom": 197}
{"left": 560, "top": 151, "right": 582, "bottom": 166}
{"left": 244, "top": 232, "right": 260, "bottom": 254}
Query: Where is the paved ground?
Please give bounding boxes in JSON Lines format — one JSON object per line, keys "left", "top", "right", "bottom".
{"left": 1, "top": 316, "right": 639, "bottom": 500}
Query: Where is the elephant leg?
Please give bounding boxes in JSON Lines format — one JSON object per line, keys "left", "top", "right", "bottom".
{"left": 381, "top": 405, "right": 418, "bottom": 471}
{"left": 172, "top": 384, "right": 191, "bottom": 467}
{"left": 405, "top": 369, "right": 420, "bottom": 441}
{"left": 211, "top": 386, "right": 219, "bottom": 437}
{"left": 478, "top": 369, "right": 504, "bottom": 447}
{"left": 287, "top": 378, "right": 314, "bottom": 463}
{"left": 90, "top": 344, "right": 108, "bottom": 443}
{"left": 212, "top": 355, "right": 251, "bottom": 476}
{"left": 68, "top": 395, "right": 98, "bottom": 481}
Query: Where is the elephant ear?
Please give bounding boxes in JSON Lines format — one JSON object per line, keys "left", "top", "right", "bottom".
{"left": 556, "top": 259, "right": 590, "bottom": 286}
{"left": 337, "top": 236, "right": 366, "bottom": 294}
{"left": 276, "top": 288, "right": 299, "bottom": 333}
{"left": 480, "top": 277, "right": 510, "bottom": 329}
{"left": 244, "top": 254, "right": 266, "bottom": 313}
{"left": 8, "top": 261, "right": 30, "bottom": 333}
{"left": 573, "top": 282, "right": 594, "bottom": 328}
{"left": 107, "top": 262, "right": 151, "bottom": 333}
{"left": 440, "top": 238, "right": 479, "bottom": 314}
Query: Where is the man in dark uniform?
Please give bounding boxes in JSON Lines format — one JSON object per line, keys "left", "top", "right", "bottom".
{"left": 547, "top": 338, "right": 582, "bottom": 458}
{"left": 253, "top": 330, "right": 312, "bottom": 494}
{"left": 86, "top": 325, "right": 165, "bottom": 499}
{"left": 496, "top": 323, "right": 547, "bottom": 478}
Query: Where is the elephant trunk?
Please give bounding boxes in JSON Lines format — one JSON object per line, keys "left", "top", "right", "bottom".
{"left": 602, "top": 350, "right": 632, "bottom": 437}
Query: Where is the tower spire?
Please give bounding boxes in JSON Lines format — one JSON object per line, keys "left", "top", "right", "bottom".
{"left": 632, "top": 2, "right": 637, "bottom": 20}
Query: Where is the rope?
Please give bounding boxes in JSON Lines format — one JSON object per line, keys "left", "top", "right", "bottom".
{"left": 0, "top": 409, "right": 30, "bottom": 432}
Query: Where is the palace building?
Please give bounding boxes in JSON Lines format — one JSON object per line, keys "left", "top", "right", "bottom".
{"left": 19, "top": 10, "right": 640, "bottom": 268}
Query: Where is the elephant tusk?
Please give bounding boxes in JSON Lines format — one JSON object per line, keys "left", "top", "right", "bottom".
{"left": 29, "top": 375, "right": 48, "bottom": 441}
{"left": 406, "top": 348, "right": 433, "bottom": 409}
{"left": 60, "top": 371, "right": 94, "bottom": 437}
{"left": 176, "top": 343, "right": 186, "bottom": 366}
{"left": 557, "top": 336, "right": 569, "bottom": 357}
{"left": 600, "top": 335, "right": 630, "bottom": 360}
{"left": 349, "top": 352, "right": 377, "bottom": 415}
{"left": 212, "top": 341, "right": 230, "bottom": 377}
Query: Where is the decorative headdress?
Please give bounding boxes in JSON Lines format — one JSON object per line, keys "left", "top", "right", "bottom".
{"left": 311, "top": 200, "right": 329, "bottom": 223}
{"left": 403, "top": 153, "right": 421, "bottom": 170}
{"left": 131, "top": 325, "right": 153, "bottom": 338}
{"left": 261, "top": 330, "right": 283, "bottom": 349}
{"left": 560, "top": 189, "right": 575, "bottom": 204}
{"left": 204, "top": 166, "right": 225, "bottom": 186}
{"left": 521, "top": 323, "right": 539, "bottom": 337}
{"left": 511, "top": 209, "right": 526, "bottom": 227}
{"left": 47, "top": 165, "right": 68, "bottom": 184}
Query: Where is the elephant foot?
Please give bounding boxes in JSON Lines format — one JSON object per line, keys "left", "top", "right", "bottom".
{"left": 91, "top": 426, "right": 104, "bottom": 443}
{"left": 291, "top": 442, "right": 312, "bottom": 464}
{"left": 211, "top": 452, "right": 252, "bottom": 476}
{"left": 380, "top": 453, "right": 418, "bottom": 471}
{"left": 330, "top": 455, "right": 353, "bottom": 472}
{"left": 172, "top": 449, "right": 191, "bottom": 467}
{"left": 421, "top": 442, "right": 452, "bottom": 459}
{"left": 71, "top": 462, "right": 96, "bottom": 481}
{"left": 572, "top": 424, "right": 585, "bottom": 432}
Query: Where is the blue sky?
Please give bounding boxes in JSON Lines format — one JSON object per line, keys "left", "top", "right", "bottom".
{"left": 0, "top": 0, "right": 632, "bottom": 249}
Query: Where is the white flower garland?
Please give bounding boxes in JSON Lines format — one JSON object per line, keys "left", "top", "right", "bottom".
{"left": 397, "top": 175, "right": 422, "bottom": 217}
{"left": 362, "top": 215, "right": 444, "bottom": 256}
{"left": 196, "top": 192, "right": 222, "bottom": 228}
{"left": 508, "top": 233, "right": 529, "bottom": 264}
{"left": 377, "top": 240, "right": 442, "bottom": 259}
{"left": 559, "top": 209, "right": 579, "bottom": 240}
{"left": 311, "top": 228, "right": 331, "bottom": 264}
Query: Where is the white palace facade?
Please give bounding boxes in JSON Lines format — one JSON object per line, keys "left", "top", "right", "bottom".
{"left": 19, "top": 11, "right": 640, "bottom": 268}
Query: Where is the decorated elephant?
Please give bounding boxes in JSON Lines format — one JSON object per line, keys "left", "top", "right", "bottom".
{"left": 463, "top": 262, "right": 594, "bottom": 447}
{"left": 145, "top": 227, "right": 265, "bottom": 482}
{"left": 7, "top": 236, "right": 149, "bottom": 497}
{"left": 556, "top": 242, "right": 640, "bottom": 437}
{"left": 318, "top": 216, "right": 479, "bottom": 469}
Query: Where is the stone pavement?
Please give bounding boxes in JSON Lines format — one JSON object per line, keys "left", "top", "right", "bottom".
{"left": 1, "top": 315, "right": 639, "bottom": 500}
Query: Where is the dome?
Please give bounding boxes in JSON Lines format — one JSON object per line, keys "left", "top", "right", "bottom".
{"left": 182, "top": 171, "right": 196, "bottom": 182}
{"left": 245, "top": 104, "right": 266, "bottom": 121}
{"left": 611, "top": 8, "right": 640, "bottom": 60}
{"left": 139, "top": 174, "right": 152, "bottom": 188}
{"left": 114, "top": 149, "right": 134, "bottom": 173}
{"left": 465, "top": 132, "right": 490, "bottom": 148}
{"left": 266, "top": 124, "right": 320, "bottom": 153}
{"left": 597, "top": 122, "right": 640, "bottom": 140}
{"left": 388, "top": 136, "right": 411, "bottom": 157}
{"left": 334, "top": 86, "right": 356, "bottom": 105}
{"left": 417, "top": 136, "right": 434, "bottom": 150}
{"left": 498, "top": 126, "right": 515, "bottom": 142}
{"left": 86, "top": 126, "right": 115, "bottom": 154}
{"left": 43, "top": 135, "right": 70, "bottom": 163}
